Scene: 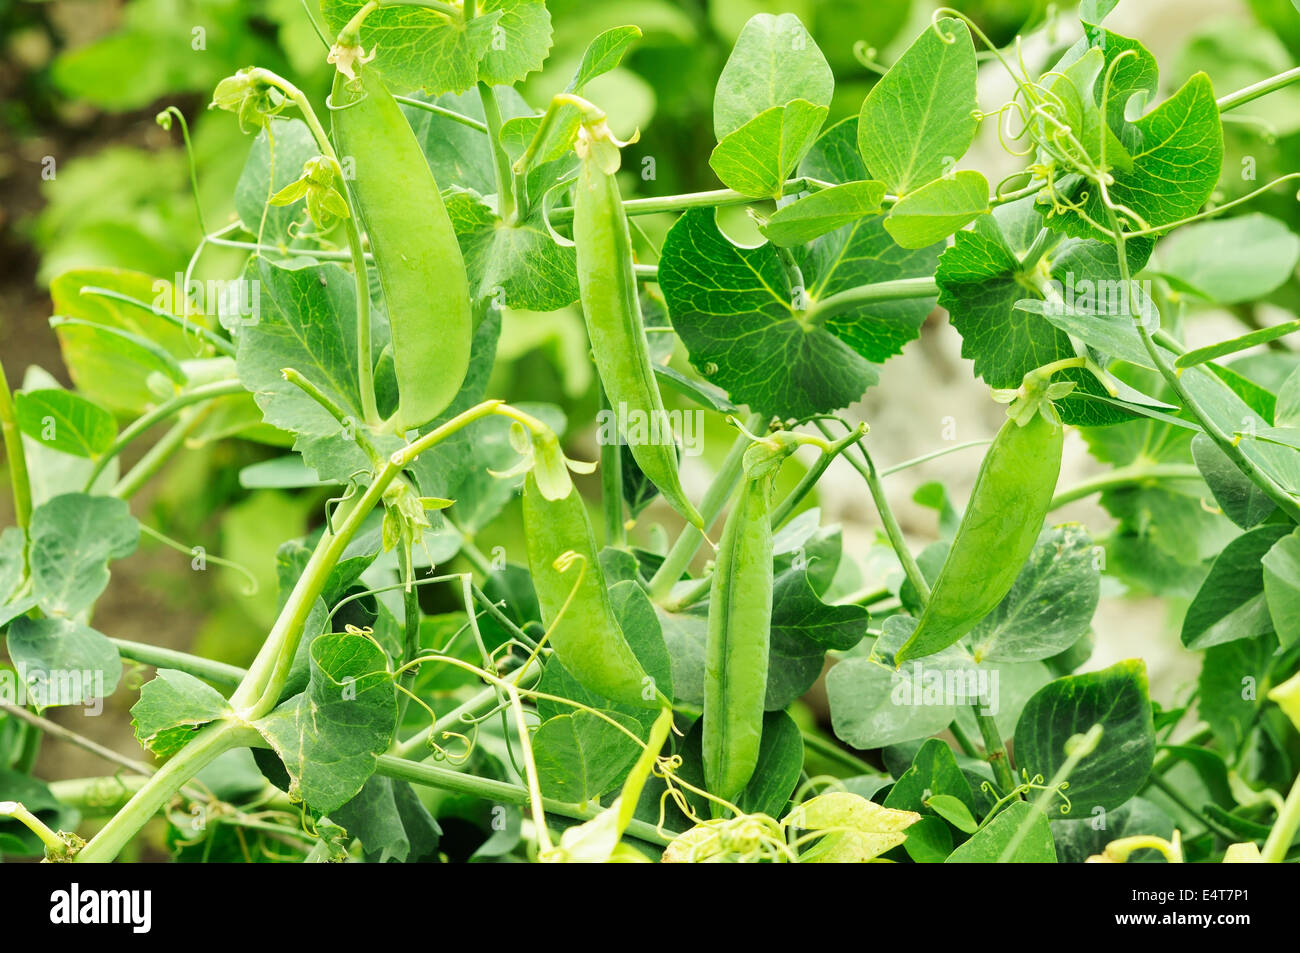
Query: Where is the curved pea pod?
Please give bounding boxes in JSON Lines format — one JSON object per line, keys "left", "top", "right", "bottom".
{"left": 702, "top": 471, "right": 775, "bottom": 806}
{"left": 522, "top": 471, "right": 660, "bottom": 709}
{"left": 331, "top": 68, "right": 472, "bottom": 432}
{"left": 894, "top": 411, "right": 1063, "bottom": 664}
{"left": 572, "top": 125, "right": 704, "bottom": 529}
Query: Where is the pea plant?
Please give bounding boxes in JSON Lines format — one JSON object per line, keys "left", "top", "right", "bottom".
{"left": 5, "top": 0, "right": 1300, "bottom": 865}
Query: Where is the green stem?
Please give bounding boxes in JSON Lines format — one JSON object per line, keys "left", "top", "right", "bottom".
{"left": 394, "top": 657, "right": 542, "bottom": 757}
{"left": 819, "top": 421, "right": 931, "bottom": 604}
{"left": 770, "top": 423, "right": 867, "bottom": 528}
{"left": 0, "top": 360, "right": 32, "bottom": 531}
{"left": 110, "top": 638, "right": 246, "bottom": 687}
{"left": 373, "top": 754, "right": 671, "bottom": 847}
{"left": 392, "top": 94, "right": 488, "bottom": 132}
{"left": 84, "top": 379, "right": 245, "bottom": 492}
{"left": 111, "top": 408, "right": 210, "bottom": 500}
{"left": 548, "top": 177, "right": 829, "bottom": 226}
{"left": 478, "top": 81, "right": 516, "bottom": 223}
{"left": 1049, "top": 463, "right": 1202, "bottom": 510}
{"left": 0, "top": 701, "right": 155, "bottom": 777}
{"left": 1216, "top": 65, "right": 1300, "bottom": 113}
{"left": 1145, "top": 773, "right": 1239, "bottom": 843}
{"left": 74, "top": 720, "right": 255, "bottom": 863}
{"left": 49, "top": 776, "right": 150, "bottom": 816}
{"left": 646, "top": 412, "right": 764, "bottom": 602}
{"left": 79, "top": 287, "right": 234, "bottom": 355}
{"left": 804, "top": 276, "right": 939, "bottom": 328}
{"left": 1261, "top": 771, "right": 1300, "bottom": 862}
{"left": 800, "top": 730, "right": 883, "bottom": 777}
{"left": 949, "top": 719, "right": 979, "bottom": 759}
{"left": 973, "top": 705, "right": 1016, "bottom": 795}
{"left": 0, "top": 799, "right": 69, "bottom": 858}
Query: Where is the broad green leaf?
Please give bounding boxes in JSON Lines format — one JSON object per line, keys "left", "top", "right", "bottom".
{"left": 1155, "top": 214, "right": 1300, "bottom": 305}
{"left": 1198, "top": 635, "right": 1273, "bottom": 754}
{"left": 475, "top": 0, "right": 553, "bottom": 86}
{"left": 770, "top": 568, "right": 868, "bottom": 652}
{"left": 1055, "top": 73, "right": 1223, "bottom": 238}
{"left": 1014, "top": 660, "right": 1156, "bottom": 818}
{"left": 49, "top": 267, "right": 198, "bottom": 360}
{"left": 445, "top": 189, "right": 578, "bottom": 311}
{"left": 735, "top": 710, "right": 803, "bottom": 818}
{"left": 827, "top": 616, "right": 972, "bottom": 749}
{"left": 1051, "top": 797, "right": 1174, "bottom": 863}
{"left": 0, "top": 529, "right": 24, "bottom": 606}
{"left": 566, "top": 25, "right": 642, "bottom": 93}
{"left": 713, "top": 13, "right": 833, "bottom": 139}
{"left": 759, "top": 181, "right": 885, "bottom": 246}
{"left": 1181, "top": 524, "right": 1291, "bottom": 649}
{"left": 28, "top": 493, "right": 139, "bottom": 616}
{"left": 946, "top": 801, "right": 1057, "bottom": 862}
{"left": 131, "top": 669, "right": 230, "bottom": 757}
{"left": 233, "top": 119, "right": 319, "bottom": 245}
{"left": 1036, "top": 48, "right": 1132, "bottom": 175}
{"left": 968, "top": 525, "right": 1100, "bottom": 663}
{"left": 254, "top": 631, "right": 398, "bottom": 813}
{"left": 936, "top": 197, "right": 1152, "bottom": 426}
{"left": 321, "top": 1, "right": 502, "bottom": 94}
{"left": 1263, "top": 529, "right": 1300, "bottom": 649}
{"left": 708, "top": 100, "right": 828, "bottom": 199}
{"left": 884, "top": 737, "right": 977, "bottom": 815}
{"left": 857, "top": 18, "right": 978, "bottom": 194}
{"left": 404, "top": 90, "right": 500, "bottom": 198}
{"left": 533, "top": 710, "right": 641, "bottom": 802}
{"left": 883, "top": 171, "right": 989, "bottom": 249}
{"left": 14, "top": 390, "right": 116, "bottom": 459}
{"left": 1191, "top": 432, "right": 1275, "bottom": 529}
{"left": 51, "top": 317, "right": 185, "bottom": 416}
{"left": 332, "top": 776, "right": 441, "bottom": 863}
{"left": 790, "top": 792, "right": 919, "bottom": 862}
{"left": 6, "top": 616, "right": 122, "bottom": 707}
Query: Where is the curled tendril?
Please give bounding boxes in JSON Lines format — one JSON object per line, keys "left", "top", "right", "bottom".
{"left": 851, "top": 41, "right": 890, "bottom": 75}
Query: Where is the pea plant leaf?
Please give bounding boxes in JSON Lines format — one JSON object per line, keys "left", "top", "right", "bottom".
{"left": 789, "top": 791, "right": 920, "bottom": 862}
{"left": 1051, "top": 797, "right": 1173, "bottom": 864}
{"left": 1198, "top": 635, "right": 1274, "bottom": 754}
{"left": 254, "top": 631, "right": 398, "bottom": 814}
{"left": 131, "top": 669, "right": 231, "bottom": 758}
{"left": 321, "top": 1, "right": 502, "bottom": 94}
{"left": 1263, "top": 529, "right": 1300, "bottom": 650}
{"left": 565, "top": 25, "right": 641, "bottom": 92}
{"left": 713, "top": 12, "right": 833, "bottom": 140}
{"left": 857, "top": 18, "right": 979, "bottom": 195}
{"left": 946, "top": 801, "right": 1057, "bottom": 862}
{"left": 935, "top": 197, "right": 1153, "bottom": 426}
{"left": 533, "top": 710, "right": 641, "bottom": 802}
{"left": 475, "top": 0, "right": 553, "bottom": 86}
{"left": 1153, "top": 214, "right": 1300, "bottom": 304}
{"left": 1014, "top": 660, "right": 1156, "bottom": 818}
{"left": 445, "top": 189, "right": 578, "bottom": 311}
{"left": 883, "top": 170, "right": 989, "bottom": 249}
{"left": 332, "top": 776, "right": 441, "bottom": 863}
{"left": 1191, "top": 432, "right": 1276, "bottom": 530}
{"left": 967, "top": 525, "right": 1101, "bottom": 663}
{"left": 14, "top": 389, "right": 116, "bottom": 459}
{"left": 28, "top": 492, "right": 139, "bottom": 617}
{"left": 759, "top": 181, "right": 886, "bottom": 246}
{"left": 1181, "top": 524, "right": 1292, "bottom": 650}
{"left": 51, "top": 318, "right": 185, "bottom": 418}
{"left": 6, "top": 616, "right": 122, "bottom": 708}
{"left": 708, "top": 100, "right": 829, "bottom": 199}
{"left": 884, "top": 737, "right": 978, "bottom": 815}
{"left": 49, "top": 267, "right": 197, "bottom": 361}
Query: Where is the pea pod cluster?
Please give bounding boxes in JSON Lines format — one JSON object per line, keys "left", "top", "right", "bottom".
{"left": 522, "top": 471, "right": 660, "bottom": 709}
{"left": 894, "top": 403, "right": 1064, "bottom": 664}
{"left": 571, "top": 117, "right": 704, "bottom": 529}
{"left": 702, "top": 434, "right": 801, "bottom": 807}
{"left": 331, "top": 67, "right": 472, "bottom": 432}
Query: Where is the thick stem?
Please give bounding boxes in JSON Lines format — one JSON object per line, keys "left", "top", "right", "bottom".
{"left": 111, "top": 408, "right": 211, "bottom": 500}
{"left": 73, "top": 720, "right": 254, "bottom": 863}
{"left": 1049, "top": 463, "right": 1202, "bottom": 510}
{"left": 804, "top": 276, "right": 939, "bottom": 328}
{"left": 549, "top": 177, "right": 829, "bottom": 226}
{"left": 973, "top": 705, "right": 1016, "bottom": 795}
{"left": 1261, "top": 771, "right": 1300, "bottom": 862}
{"left": 110, "top": 638, "right": 246, "bottom": 687}
{"left": 478, "top": 82, "right": 516, "bottom": 223}
{"left": 1217, "top": 65, "right": 1300, "bottom": 113}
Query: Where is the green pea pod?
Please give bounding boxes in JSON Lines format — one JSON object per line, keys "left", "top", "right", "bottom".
{"left": 572, "top": 123, "right": 704, "bottom": 529}
{"left": 894, "top": 411, "right": 1063, "bottom": 664}
{"left": 702, "top": 470, "right": 775, "bottom": 806}
{"left": 331, "top": 68, "right": 472, "bottom": 432}
{"left": 522, "top": 471, "right": 660, "bottom": 709}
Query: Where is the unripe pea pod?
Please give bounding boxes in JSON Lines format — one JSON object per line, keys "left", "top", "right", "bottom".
{"left": 522, "top": 471, "right": 661, "bottom": 709}
{"left": 571, "top": 116, "right": 704, "bottom": 530}
{"left": 702, "top": 432, "right": 800, "bottom": 807}
{"left": 894, "top": 387, "right": 1065, "bottom": 664}
{"left": 331, "top": 66, "right": 472, "bottom": 432}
